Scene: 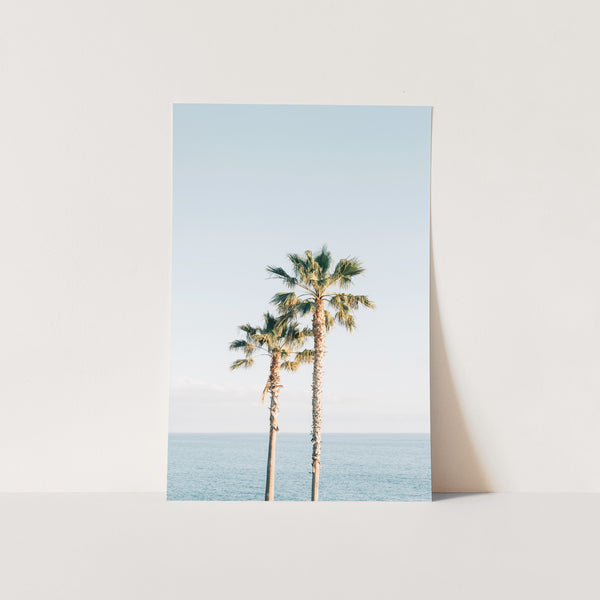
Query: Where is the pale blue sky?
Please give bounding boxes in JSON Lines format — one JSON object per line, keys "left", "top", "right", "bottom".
{"left": 170, "top": 104, "right": 431, "bottom": 433}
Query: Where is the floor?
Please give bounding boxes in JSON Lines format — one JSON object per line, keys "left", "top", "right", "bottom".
{"left": 1, "top": 493, "right": 597, "bottom": 599}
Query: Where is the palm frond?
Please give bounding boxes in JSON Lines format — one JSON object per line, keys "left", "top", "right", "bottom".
{"left": 284, "top": 322, "right": 312, "bottom": 343}
{"left": 252, "top": 333, "right": 273, "bottom": 348}
{"left": 281, "top": 348, "right": 315, "bottom": 371}
{"left": 275, "top": 309, "right": 296, "bottom": 328}
{"left": 239, "top": 323, "right": 258, "bottom": 336}
{"left": 295, "top": 300, "right": 315, "bottom": 317}
{"left": 328, "top": 294, "right": 348, "bottom": 312}
{"left": 271, "top": 291, "right": 299, "bottom": 311}
{"left": 230, "top": 358, "right": 254, "bottom": 371}
{"left": 314, "top": 245, "right": 332, "bottom": 275}
{"left": 280, "top": 359, "right": 299, "bottom": 371}
{"left": 261, "top": 378, "right": 270, "bottom": 404}
{"left": 262, "top": 250, "right": 374, "bottom": 355}
{"left": 266, "top": 265, "right": 298, "bottom": 288}
{"left": 329, "top": 257, "right": 365, "bottom": 289}
{"left": 345, "top": 294, "right": 375, "bottom": 309}
{"left": 229, "top": 339, "right": 248, "bottom": 351}
{"left": 287, "top": 252, "right": 317, "bottom": 287}
{"left": 271, "top": 292, "right": 314, "bottom": 317}
{"left": 262, "top": 312, "right": 280, "bottom": 333}
{"left": 328, "top": 293, "right": 374, "bottom": 310}
{"left": 294, "top": 348, "right": 315, "bottom": 363}
{"left": 334, "top": 310, "right": 356, "bottom": 331}
{"left": 323, "top": 309, "right": 335, "bottom": 331}
{"left": 297, "top": 326, "right": 313, "bottom": 338}
{"left": 229, "top": 339, "right": 256, "bottom": 358}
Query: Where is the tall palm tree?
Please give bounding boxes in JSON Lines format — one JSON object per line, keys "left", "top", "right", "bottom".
{"left": 267, "top": 246, "right": 374, "bottom": 501}
{"left": 230, "top": 313, "right": 312, "bottom": 501}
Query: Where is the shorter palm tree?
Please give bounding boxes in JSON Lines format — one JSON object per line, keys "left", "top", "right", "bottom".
{"left": 230, "top": 313, "right": 313, "bottom": 501}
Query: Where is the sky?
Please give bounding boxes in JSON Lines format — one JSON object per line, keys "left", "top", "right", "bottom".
{"left": 169, "top": 104, "right": 431, "bottom": 433}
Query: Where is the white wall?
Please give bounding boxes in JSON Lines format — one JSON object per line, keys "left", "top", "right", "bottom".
{"left": 1, "top": 0, "right": 598, "bottom": 492}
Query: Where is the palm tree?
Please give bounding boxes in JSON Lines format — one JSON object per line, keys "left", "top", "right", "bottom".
{"left": 230, "top": 312, "right": 313, "bottom": 501}
{"left": 267, "top": 246, "right": 374, "bottom": 501}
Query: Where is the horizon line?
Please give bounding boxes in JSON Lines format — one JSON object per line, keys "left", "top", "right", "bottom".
{"left": 168, "top": 431, "right": 430, "bottom": 435}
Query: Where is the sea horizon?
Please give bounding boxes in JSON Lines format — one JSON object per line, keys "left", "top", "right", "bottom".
{"left": 167, "top": 432, "right": 431, "bottom": 502}
{"left": 168, "top": 431, "right": 431, "bottom": 435}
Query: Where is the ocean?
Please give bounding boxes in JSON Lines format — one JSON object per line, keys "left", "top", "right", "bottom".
{"left": 167, "top": 433, "right": 431, "bottom": 501}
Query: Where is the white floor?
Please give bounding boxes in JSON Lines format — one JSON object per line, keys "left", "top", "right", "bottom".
{"left": 1, "top": 493, "right": 597, "bottom": 599}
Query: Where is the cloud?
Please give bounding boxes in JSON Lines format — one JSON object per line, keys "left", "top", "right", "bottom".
{"left": 170, "top": 377, "right": 259, "bottom": 402}
{"left": 170, "top": 375, "right": 315, "bottom": 406}
{"left": 168, "top": 376, "right": 429, "bottom": 433}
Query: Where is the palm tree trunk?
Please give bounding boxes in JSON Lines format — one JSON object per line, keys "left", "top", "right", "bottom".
{"left": 311, "top": 298, "right": 325, "bottom": 501}
{"left": 265, "top": 355, "right": 280, "bottom": 501}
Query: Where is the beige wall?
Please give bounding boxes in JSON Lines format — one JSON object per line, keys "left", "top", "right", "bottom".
{"left": 1, "top": 0, "right": 599, "bottom": 492}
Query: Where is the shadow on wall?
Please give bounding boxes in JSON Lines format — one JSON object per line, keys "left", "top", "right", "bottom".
{"left": 430, "top": 253, "right": 492, "bottom": 492}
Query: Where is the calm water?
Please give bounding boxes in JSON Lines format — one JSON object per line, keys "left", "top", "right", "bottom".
{"left": 167, "top": 433, "right": 431, "bottom": 501}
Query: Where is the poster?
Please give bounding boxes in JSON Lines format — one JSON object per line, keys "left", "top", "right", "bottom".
{"left": 168, "top": 104, "right": 431, "bottom": 501}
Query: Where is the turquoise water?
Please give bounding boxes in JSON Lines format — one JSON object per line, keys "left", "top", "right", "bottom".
{"left": 167, "top": 433, "right": 431, "bottom": 501}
